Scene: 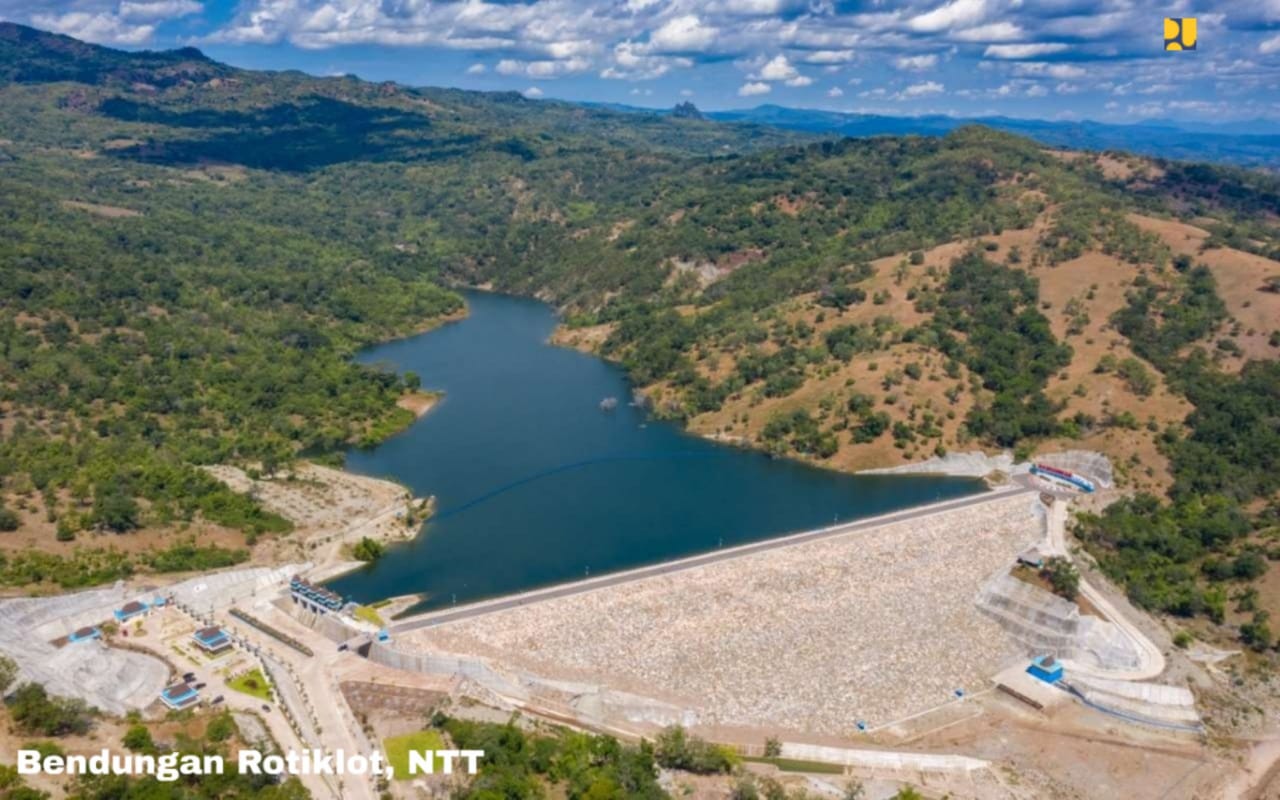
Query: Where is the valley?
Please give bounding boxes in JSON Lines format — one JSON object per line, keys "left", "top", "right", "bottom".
{"left": 0, "top": 19, "right": 1279, "bottom": 800}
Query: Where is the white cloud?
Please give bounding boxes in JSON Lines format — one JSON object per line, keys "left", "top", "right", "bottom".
{"left": 465, "top": 63, "right": 487, "bottom": 75}
{"left": 497, "top": 57, "right": 591, "bottom": 78}
{"left": 118, "top": 0, "right": 202, "bottom": 21}
{"left": 827, "top": 86, "right": 843, "bottom": 97}
{"left": 951, "top": 21, "right": 1022, "bottom": 42}
{"left": 894, "top": 54, "right": 938, "bottom": 72}
{"left": 785, "top": 75, "right": 813, "bottom": 87}
{"left": 802, "top": 49, "right": 855, "bottom": 64}
{"left": 756, "top": 54, "right": 799, "bottom": 81}
{"left": 738, "top": 81, "right": 771, "bottom": 96}
{"left": 648, "top": 14, "right": 717, "bottom": 52}
{"left": 984, "top": 43, "right": 1069, "bottom": 59}
{"left": 680, "top": 88, "right": 694, "bottom": 96}
{"left": 601, "top": 41, "right": 691, "bottom": 80}
{"left": 31, "top": 11, "right": 156, "bottom": 45}
{"left": 907, "top": 0, "right": 992, "bottom": 34}
{"left": 722, "top": 0, "right": 791, "bottom": 15}
{"left": 1262, "top": 34, "right": 1280, "bottom": 55}
{"left": 523, "top": 86, "right": 544, "bottom": 98}
{"left": 1013, "top": 62, "right": 1085, "bottom": 79}
{"left": 899, "top": 80, "right": 944, "bottom": 99}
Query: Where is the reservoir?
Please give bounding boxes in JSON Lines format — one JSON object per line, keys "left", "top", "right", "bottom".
{"left": 328, "top": 290, "right": 984, "bottom": 609}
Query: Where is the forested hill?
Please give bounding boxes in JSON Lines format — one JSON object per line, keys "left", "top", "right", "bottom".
{"left": 1, "top": 23, "right": 1279, "bottom": 651}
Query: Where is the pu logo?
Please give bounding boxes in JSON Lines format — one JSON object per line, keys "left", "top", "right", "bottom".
{"left": 1164, "top": 17, "right": 1197, "bottom": 51}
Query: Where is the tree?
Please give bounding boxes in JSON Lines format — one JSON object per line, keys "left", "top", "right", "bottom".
{"left": 122, "top": 724, "right": 153, "bottom": 752}
{"left": 352, "top": 537, "right": 386, "bottom": 562}
{"left": 652, "top": 726, "right": 737, "bottom": 774}
{"left": 1241, "top": 611, "right": 1273, "bottom": 652}
{"left": 91, "top": 483, "right": 139, "bottom": 533}
{"left": 763, "top": 736, "right": 781, "bottom": 758}
{"left": 0, "top": 505, "right": 19, "bottom": 532}
{"left": 0, "top": 654, "right": 17, "bottom": 695}
{"left": 842, "top": 780, "right": 866, "bottom": 800}
{"left": 1042, "top": 556, "right": 1080, "bottom": 601}
{"left": 7, "top": 683, "right": 94, "bottom": 737}
{"left": 206, "top": 712, "right": 236, "bottom": 743}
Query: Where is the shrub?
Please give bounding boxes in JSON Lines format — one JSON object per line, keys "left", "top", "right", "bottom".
{"left": 1042, "top": 556, "right": 1080, "bottom": 601}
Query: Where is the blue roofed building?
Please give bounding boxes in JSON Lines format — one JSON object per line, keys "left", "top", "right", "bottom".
{"left": 1027, "top": 655, "right": 1064, "bottom": 684}
{"left": 68, "top": 626, "right": 100, "bottom": 643}
{"left": 159, "top": 682, "right": 199, "bottom": 710}
{"left": 113, "top": 600, "right": 149, "bottom": 623}
{"left": 192, "top": 626, "right": 232, "bottom": 654}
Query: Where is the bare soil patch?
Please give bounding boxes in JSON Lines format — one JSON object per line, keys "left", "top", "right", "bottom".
{"left": 61, "top": 199, "right": 142, "bottom": 218}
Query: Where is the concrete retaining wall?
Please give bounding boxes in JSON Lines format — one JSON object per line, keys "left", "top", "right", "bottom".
{"left": 779, "top": 743, "right": 989, "bottom": 773}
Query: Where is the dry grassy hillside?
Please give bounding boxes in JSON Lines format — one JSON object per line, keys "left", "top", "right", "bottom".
{"left": 558, "top": 151, "right": 1280, "bottom": 494}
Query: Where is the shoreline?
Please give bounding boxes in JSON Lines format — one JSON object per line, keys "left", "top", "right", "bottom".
{"left": 203, "top": 463, "right": 431, "bottom": 579}
{"left": 550, "top": 321, "right": 1015, "bottom": 481}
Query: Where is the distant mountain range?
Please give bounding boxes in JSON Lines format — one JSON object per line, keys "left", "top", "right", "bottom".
{"left": 586, "top": 102, "right": 1280, "bottom": 170}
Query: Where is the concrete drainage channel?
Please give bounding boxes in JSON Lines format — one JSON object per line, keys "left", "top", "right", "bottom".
{"left": 1056, "top": 681, "right": 1204, "bottom": 734}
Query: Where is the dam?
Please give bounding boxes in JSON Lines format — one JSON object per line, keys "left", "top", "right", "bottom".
{"left": 329, "top": 290, "right": 985, "bottom": 610}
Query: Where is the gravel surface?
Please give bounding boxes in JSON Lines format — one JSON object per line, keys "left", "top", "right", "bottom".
{"left": 406, "top": 493, "right": 1041, "bottom": 734}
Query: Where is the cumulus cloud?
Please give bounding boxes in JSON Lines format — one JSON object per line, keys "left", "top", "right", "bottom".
{"left": 9, "top": 0, "right": 1273, "bottom": 122}
{"left": 647, "top": 14, "right": 717, "bottom": 52}
{"left": 600, "top": 40, "right": 691, "bottom": 80}
{"left": 31, "top": 11, "right": 157, "bottom": 44}
{"left": 738, "top": 80, "right": 771, "bottom": 96}
{"left": 984, "top": 43, "right": 1069, "bottom": 59}
{"left": 497, "top": 57, "right": 591, "bottom": 78}
{"left": 118, "top": 0, "right": 201, "bottom": 21}
{"left": 898, "top": 80, "right": 944, "bottom": 99}
{"left": 721, "top": 0, "right": 792, "bottom": 15}
{"left": 951, "top": 21, "right": 1022, "bottom": 42}
{"left": 465, "top": 63, "right": 487, "bottom": 75}
{"left": 802, "top": 49, "right": 855, "bottom": 64}
{"left": 894, "top": 54, "right": 938, "bottom": 71}
{"left": 1013, "top": 62, "right": 1085, "bottom": 79}
{"left": 523, "top": 86, "right": 543, "bottom": 98}
{"left": 907, "top": 0, "right": 992, "bottom": 34}
{"left": 827, "top": 86, "right": 843, "bottom": 97}
{"left": 755, "top": 54, "right": 800, "bottom": 81}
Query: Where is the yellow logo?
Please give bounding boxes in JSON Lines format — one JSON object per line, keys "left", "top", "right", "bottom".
{"left": 1164, "top": 17, "right": 1197, "bottom": 50}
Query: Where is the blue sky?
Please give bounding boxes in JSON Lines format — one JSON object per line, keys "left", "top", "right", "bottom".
{"left": 4, "top": 0, "right": 1280, "bottom": 123}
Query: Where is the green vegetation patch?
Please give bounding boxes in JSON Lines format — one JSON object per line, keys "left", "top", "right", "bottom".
{"left": 742, "top": 756, "right": 847, "bottom": 774}
{"left": 383, "top": 729, "right": 445, "bottom": 781}
{"left": 352, "top": 604, "right": 385, "bottom": 627}
{"left": 226, "top": 668, "right": 272, "bottom": 701}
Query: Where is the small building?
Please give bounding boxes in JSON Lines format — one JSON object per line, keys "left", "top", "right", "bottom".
{"left": 1017, "top": 547, "right": 1046, "bottom": 569}
{"left": 1027, "top": 654, "right": 1064, "bottom": 684}
{"left": 192, "top": 626, "right": 232, "bottom": 654}
{"left": 159, "top": 682, "right": 199, "bottom": 710}
{"left": 68, "top": 626, "right": 100, "bottom": 643}
{"left": 114, "top": 600, "right": 149, "bottom": 623}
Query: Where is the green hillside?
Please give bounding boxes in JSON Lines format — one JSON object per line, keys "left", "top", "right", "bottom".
{"left": 0, "top": 23, "right": 1278, "bottom": 648}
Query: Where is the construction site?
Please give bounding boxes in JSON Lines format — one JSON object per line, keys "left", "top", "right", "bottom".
{"left": 0, "top": 451, "right": 1265, "bottom": 799}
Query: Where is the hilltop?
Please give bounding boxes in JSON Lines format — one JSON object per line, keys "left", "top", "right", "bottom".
{"left": 0, "top": 24, "right": 1278, "bottom": 654}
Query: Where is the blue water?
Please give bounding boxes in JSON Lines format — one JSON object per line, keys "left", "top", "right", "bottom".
{"left": 328, "top": 290, "right": 984, "bottom": 609}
